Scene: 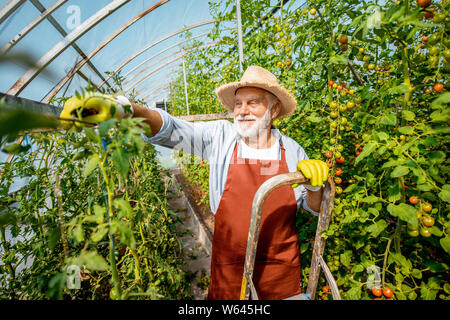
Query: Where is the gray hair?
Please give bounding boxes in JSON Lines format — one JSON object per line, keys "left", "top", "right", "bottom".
{"left": 264, "top": 91, "right": 280, "bottom": 110}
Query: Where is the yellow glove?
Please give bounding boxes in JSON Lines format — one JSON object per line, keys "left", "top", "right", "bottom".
{"left": 59, "top": 92, "right": 133, "bottom": 129}
{"left": 296, "top": 159, "right": 329, "bottom": 188}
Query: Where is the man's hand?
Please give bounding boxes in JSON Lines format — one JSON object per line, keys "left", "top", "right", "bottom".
{"left": 59, "top": 92, "right": 133, "bottom": 128}
{"left": 296, "top": 159, "right": 329, "bottom": 188}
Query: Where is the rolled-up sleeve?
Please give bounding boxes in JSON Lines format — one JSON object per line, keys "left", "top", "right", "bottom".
{"left": 141, "top": 108, "right": 214, "bottom": 160}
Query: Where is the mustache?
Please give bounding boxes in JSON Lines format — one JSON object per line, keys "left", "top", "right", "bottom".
{"left": 235, "top": 115, "right": 257, "bottom": 121}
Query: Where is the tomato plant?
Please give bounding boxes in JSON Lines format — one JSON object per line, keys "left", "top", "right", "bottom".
{"left": 168, "top": 0, "right": 450, "bottom": 300}
{"left": 0, "top": 86, "right": 192, "bottom": 299}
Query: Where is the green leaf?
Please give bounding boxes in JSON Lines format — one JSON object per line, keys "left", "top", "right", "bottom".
{"left": 440, "top": 235, "right": 450, "bottom": 254}
{"left": 98, "top": 118, "right": 117, "bottom": 137}
{"left": 387, "top": 83, "right": 410, "bottom": 95}
{"left": 72, "top": 224, "right": 84, "bottom": 243}
{"left": 340, "top": 250, "right": 352, "bottom": 267}
{"left": 361, "top": 195, "right": 380, "bottom": 204}
{"left": 112, "top": 148, "right": 130, "bottom": 177}
{"left": 430, "top": 109, "right": 450, "bottom": 123}
{"left": 343, "top": 183, "right": 358, "bottom": 193}
{"left": 47, "top": 227, "right": 61, "bottom": 252}
{"left": 111, "top": 221, "right": 136, "bottom": 250}
{"left": 380, "top": 114, "right": 397, "bottom": 126}
{"left": 438, "top": 185, "right": 450, "bottom": 203}
{"left": 388, "top": 184, "right": 401, "bottom": 202}
{"left": 355, "top": 142, "right": 377, "bottom": 164}
{"left": 401, "top": 110, "right": 415, "bottom": 121}
{"left": 387, "top": 203, "right": 418, "bottom": 227}
{"left": 343, "top": 286, "right": 361, "bottom": 300}
{"left": 83, "top": 154, "right": 99, "bottom": 177}
{"left": 430, "top": 92, "right": 450, "bottom": 107}
{"left": 73, "top": 251, "right": 109, "bottom": 271}
{"left": 411, "top": 269, "right": 422, "bottom": 279}
{"left": 389, "top": 252, "right": 412, "bottom": 275}
{"left": 390, "top": 165, "right": 410, "bottom": 178}
{"left": 113, "top": 198, "right": 133, "bottom": 219}
{"left": 84, "top": 204, "right": 105, "bottom": 224}
{"left": 90, "top": 227, "right": 108, "bottom": 242}
{"left": 306, "top": 112, "right": 322, "bottom": 123}
{"left": 367, "top": 219, "right": 387, "bottom": 238}
{"left": 398, "top": 126, "right": 414, "bottom": 135}
{"left": 329, "top": 54, "right": 348, "bottom": 65}
{"left": 428, "top": 151, "right": 446, "bottom": 164}
{"left": 0, "top": 211, "right": 17, "bottom": 227}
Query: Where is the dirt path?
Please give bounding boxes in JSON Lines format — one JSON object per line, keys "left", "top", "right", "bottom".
{"left": 165, "top": 172, "right": 211, "bottom": 300}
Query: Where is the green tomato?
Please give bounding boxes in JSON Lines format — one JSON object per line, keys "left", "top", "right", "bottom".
{"left": 408, "top": 229, "right": 419, "bottom": 237}
{"left": 420, "top": 227, "right": 432, "bottom": 238}
{"left": 428, "top": 33, "right": 440, "bottom": 45}
{"left": 429, "top": 46, "right": 439, "bottom": 56}
{"left": 110, "top": 287, "right": 120, "bottom": 300}
{"left": 433, "top": 13, "right": 447, "bottom": 23}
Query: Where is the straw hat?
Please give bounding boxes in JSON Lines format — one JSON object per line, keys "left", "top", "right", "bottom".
{"left": 215, "top": 65, "right": 297, "bottom": 118}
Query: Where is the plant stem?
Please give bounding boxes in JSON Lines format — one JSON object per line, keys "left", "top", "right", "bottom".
{"left": 382, "top": 238, "right": 392, "bottom": 289}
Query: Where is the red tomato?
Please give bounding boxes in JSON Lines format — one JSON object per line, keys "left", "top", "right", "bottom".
{"left": 336, "top": 156, "right": 345, "bottom": 164}
{"left": 328, "top": 80, "right": 335, "bottom": 86}
{"left": 433, "top": 83, "right": 444, "bottom": 92}
{"left": 383, "top": 286, "right": 394, "bottom": 298}
{"left": 409, "top": 196, "right": 419, "bottom": 204}
{"left": 371, "top": 287, "right": 382, "bottom": 297}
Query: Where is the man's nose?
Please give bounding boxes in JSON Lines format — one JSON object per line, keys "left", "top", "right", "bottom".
{"left": 238, "top": 102, "right": 250, "bottom": 115}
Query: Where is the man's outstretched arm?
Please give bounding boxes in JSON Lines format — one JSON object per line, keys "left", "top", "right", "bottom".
{"left": 131, "top": 102, "right": 163, "bottom": 137}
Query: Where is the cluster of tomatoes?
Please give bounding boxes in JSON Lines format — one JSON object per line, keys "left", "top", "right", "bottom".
{"left": 371, "top": 285, "right": 394, "bottom": 300}
{"left": 407, "top": 196, "right": 435, "bottom": 238}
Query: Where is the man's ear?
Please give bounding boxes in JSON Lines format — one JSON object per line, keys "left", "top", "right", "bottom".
{"left": 270, "top": 102, "right": 281, "bottom": 119}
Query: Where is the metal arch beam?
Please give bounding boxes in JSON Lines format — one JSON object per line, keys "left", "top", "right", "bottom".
{"left": 124, "top": 42, "right": 221, "bottom": 93}
{"left": 28, "top": 0, "right": 115, "bottom": 91}
{"left": 7, "top": 0, "right": 130, "bottom": 96}
{"left": 1, "top": 0, "right": 68, "bottom": 54}
{"left": 42, "top": 0, "right": 170, "bottom": 103}
{"left": 123, "top": 41, "right": 219, "bottom": 91}
{"left": 122, "top": 32, "right": 211, "bottom": 86}
{"left": 122, "top": 27, "right": 234, "bottom": 87}
{"left": 140, "top": 79, "right": 176, "bottom": 101}
{"left": 134, "top": 69, "right": 176, "bottom": 99}
{"left": 0, "top": 0, "right": 26, "bottom": 25}
{"left": 96, "top": 19, "right": 217, "bottom": 90}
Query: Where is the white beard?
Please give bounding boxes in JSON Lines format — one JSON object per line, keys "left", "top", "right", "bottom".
{"left": 233, "top": 108, "right": 272, "bottom": 139}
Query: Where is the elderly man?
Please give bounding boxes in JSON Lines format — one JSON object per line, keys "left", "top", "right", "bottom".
{"left": 60, "top": 65, "right": 328, "bottom": 300}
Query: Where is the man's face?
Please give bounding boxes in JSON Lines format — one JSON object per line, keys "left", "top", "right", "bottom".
{"left": 233, "top": 87, "right": 277, "bottom": 138}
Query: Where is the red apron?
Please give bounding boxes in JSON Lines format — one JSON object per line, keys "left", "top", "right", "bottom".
{"left": 207, "top": 141, "right": 301, "bottom": 300}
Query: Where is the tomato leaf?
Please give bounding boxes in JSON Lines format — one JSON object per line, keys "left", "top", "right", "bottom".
{"left": 387, "top": 203, "right": 417, "bottom": 227}
{"left": 73, "top": 251, "right": 109, "bottom": 271}
{"left": 83, "top": 154, "right": 99, "bottom": 177}
{"left": 430, "top": 92, "right": 450, "bottom": 107}
{"left": 90, "top": 227, "right": 108, "bottom": 242}
{"left": 355, "top": 141, "right": 377, "bottom": 164}
{"left": 367, "top": 219, "right": 387, "bottom": 238}
{"left": 340, "top": 250, "right": 352, "bottom": 267}
{"left": 390, "top": 165, "right": 410, "bottom": 178}
{"left": 401, "top": 110, "right": 415, "bottom": 121}
{"left": 380, "top": 113, "right": 397, "bottom": 126}
{"left": 440, "top": 235, "right": 450, "bottom": 254}
{"left": 438, "top": 185, "right": 450, "bottom": 203}
{"left": 112, "top": 148, "right": 130, "bottom": 177}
